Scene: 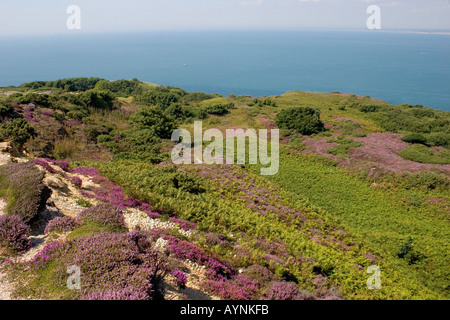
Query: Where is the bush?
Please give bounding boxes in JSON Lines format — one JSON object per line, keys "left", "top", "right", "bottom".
{"left": 427, "top": 133, "right": 450, "bottom": 148}
{"left": 94, "top": 79, "right": 143, "bottom": 97}
{"left": 275, "top": 107, "right": 324, "bottom": 135}
{"left": 402, "top": 133, "right": 427, "bottom": 145}
{"left": 265, "top": 281, "right": 300, "bottom": 300}
{"left": 45, "top": 216, "right": 79, "bottom": 234}
{"left": 171, "top": 269, "right": 187, "bottom": 289}
{"left": 0, "top": 215, "right": 31, "bottom": 253}
{"left": 0, "top": 118, "right": 36, "bottom": 149}
{"left": 77, "top": 204, "right": 127, "bottom": 232}
{"left": 205, "top": 103, "right": 233, "bottom": 116}
{"left": 0, "top": 162, "right": 51, "bottom": 222}
{"left": 136, "top": 90, "right": 179, "bottom": 109}
{"left": 31, "top": 231, "right": 170, "bottom": 300}
{"left": 397, "top": 145, "right": 450, "bottom": 164}
{"left": 71, "top": 176, "right": 83, "bottom": 188}
{"left": 129, "top": 106, "right": 177, "bottom": 139}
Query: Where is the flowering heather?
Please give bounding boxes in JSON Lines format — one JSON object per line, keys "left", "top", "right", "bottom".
{"left": 31, "top": 241, "right": 66, "bottom": 267}
{"left": 0, "top": 215, "right": 32, "bottom": 252}
{"left": 41, "top": 110, "right": 53, "bottom": 116}
{"left": 171, "top": 269, "right": 187, "bottom": 289}
{"left": 77, "top": 204, "right": 126, "bottom": 231}
{"left": 0, "top": 162, "right": 51, "bottom": 222}
{"left": 31, "top": 232, "right": 169, "bottom": 300}
{"left": 164, "top": 234, "right": 234, "bottom": 279}
{"left": 65, "top": 120, "right": 82, "bottom": 128}
{"left": 265, "top": 281, "right": 301, "bottom": 300}
{"left": 32, "top": 158, "right": 58, "bottom": 174}
{"left": 44, "top": 216, "right": 79, "bottom": 234}
{"left": 139, "top": 203, "right": 160, "bottom": 219}
{"left": 71, "top": 176, "right": 82, "bottom": 188}
{"left": 169, "top": 217, "right": 197, "bottom": 231}
{"left": 82, "top": 174, "right": 144, "bottom": 210}
{"left": 24, "top": 112, "right": 34, "bottom": 120}
{"left": 202, "top": 276, "right": 259, "bottom": 300}
{"left": 44, "top": 159, "right": 70, "bottom": 172}
{"left": 71, "top": 166, "right": 99, "bottom": 177}
{"left": 82, "top": 288, "right": 149, "bottom": 301}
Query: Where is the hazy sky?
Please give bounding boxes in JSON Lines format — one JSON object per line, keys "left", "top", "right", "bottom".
{"left": 0, "top": 0, "right": 449, "bottom": 35}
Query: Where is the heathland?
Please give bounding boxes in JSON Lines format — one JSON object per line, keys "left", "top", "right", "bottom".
{"left": 0, "top": 78, "right": 448, "bottom": 300}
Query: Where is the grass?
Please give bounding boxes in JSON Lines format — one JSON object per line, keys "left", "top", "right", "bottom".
{"left": 67, "top": 222, "right": 126, "bottom": 239}
{"left": 398, "top": 145, "right": 450, "bottom": 164}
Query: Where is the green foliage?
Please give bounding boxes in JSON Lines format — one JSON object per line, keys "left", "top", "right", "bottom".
{"left": 181, "top": 92, "right": 219, "bottom": 103}
{"left": 94, "top": 79, "right": 143, "bottom": 97}
{"left": 275, "top": 107, "right": 325, "bottom": 135}
{"left": 397, "top": 145, "right": 450, "bottom": 164}
{"left": 426, "top": 132, "right": 450, "bottom": 148}
{"left": 20, "top": 77, "right": 103, "bottom": 92}
{"left": 136, "top": 89, "right": 180, "bottom": 109}
{"left": 129, "top": 105, "right": 177, "bottom": 139}
{"left": 205, "top": 103, "right": 233, "bottom": 116}
{"left": 401, "top": 133, "right": 427, "bottom": 145}
{"left": 9, "top": 93, "right": 56, "bottom": 108}
{"left": 249, "top": 152, "right": 449, "bottom": 298}
{"left": 164, "top": 104, "right": 195, "bottom": 121}
{"left": 0, "top": 103, "right": 15, "bottom": 119}
{"left": 0, "top": 118, "right": 36, "bottom": 148}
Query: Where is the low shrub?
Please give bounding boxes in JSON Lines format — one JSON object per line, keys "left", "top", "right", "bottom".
{"left": 397, "top": 145, "right": 450, "bottom": 164}
{"left": 402, "top": 133, "right": 427, "bottom": 145}
{"left": 77, "top": 204, "right": 127, "bottom": 232}
{"left": 44, "top": 216, "right": 79, "bottom": 234}
{"left": 265, "top": 281, "right": 300, "bottom": 300}
{"left": 0, "top": 215, "right": 31, "bottom": 253}
{"left": 275, "top": 107, "right": 324, "bottom": 135}
{"left": 0, "top": 162, "right": 51, "bottom": 222}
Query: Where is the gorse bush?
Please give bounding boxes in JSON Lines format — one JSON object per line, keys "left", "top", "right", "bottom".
{"left": 0, "top": 215, "right": 31, "bottom": 253}
{"left": 275, "top": 107, "right": 324, "bottom": 135}
{"left": 0, "top": 118, "right": 36, "bottom": 148}
{"left": 0, "top": 162, "right": 51, "bottom": 222}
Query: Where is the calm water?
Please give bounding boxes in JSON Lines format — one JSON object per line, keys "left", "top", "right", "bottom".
{"left": 0, "top": 30, "right": 449, "bottom": 110}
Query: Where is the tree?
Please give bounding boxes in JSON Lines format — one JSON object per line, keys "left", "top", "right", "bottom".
{"left": 275, "top": 107, "right": 324, "bottom": 135}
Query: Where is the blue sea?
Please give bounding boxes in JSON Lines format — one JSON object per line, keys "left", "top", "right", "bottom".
{"left": 0, "top": 30, "right": 449, "bottom": 111}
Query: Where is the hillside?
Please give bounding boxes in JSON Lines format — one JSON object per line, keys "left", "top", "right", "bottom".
{"left": 0, "top": 78, "right": 448, "bottom": 300}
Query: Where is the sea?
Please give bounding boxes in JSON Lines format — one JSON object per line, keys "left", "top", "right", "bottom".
{"left": 0, "top": 30, "right": 449, "bottom": 111}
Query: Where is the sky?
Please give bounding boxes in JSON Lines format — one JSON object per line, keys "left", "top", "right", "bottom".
{"left": 0, "top": 0, "right": 449, "bottom": 35}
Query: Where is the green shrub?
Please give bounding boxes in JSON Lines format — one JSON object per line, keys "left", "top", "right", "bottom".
{"left": 0, "top": 118, "right": 36, "bottom": 148}
{"left": 94, "top": 79, "right": 143, "bottom": 97}
{"left": 205, "top": 103, "right": 232, "bottom": 116}
{"left": 136, "top": 89, "right": 179, "bottom": 109}
{"left": 402, "top": 133, "right": 427, "bottom": 145}
{"left": 129, "top": 106, "right": 177, "bottom": 139}
{"left": 426, "top": 133, "right": 450, "bottom": 148}
{"left": 275, "top": 107, "right": 324, "bottom": 135}
{"left": 397, "top": 144, "right": 450, "bottom": 164}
